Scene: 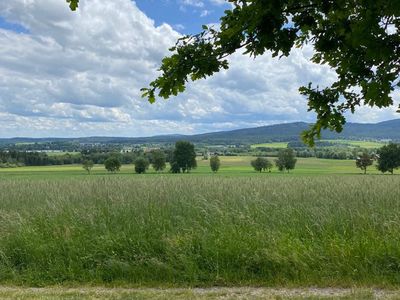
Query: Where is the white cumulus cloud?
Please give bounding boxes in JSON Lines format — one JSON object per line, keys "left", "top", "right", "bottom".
{"left": 0, "top": 0, "right": 397, "bottom": 138}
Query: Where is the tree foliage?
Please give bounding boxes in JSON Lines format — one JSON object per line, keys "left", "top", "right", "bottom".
{"left": 171, "top": 141, "right": 197, "bottom": 173}
{"left": 135, "top": 157, "right": 150, "bottom": 174}
{"left": 275, "top": 148, "right": 297, "bottom": 172}
{"left": 263, "top": 159, "right": 273, "bottom": 172}
{"left": 66, "top": 0, "right": 79, "bottom": 11}
{"left": 377, "top": 144, "right": 400, "bottom": 174}
{"left": 151, "top": 150, "right": 166, "bottom": 172}
{"left": 251, "top": 157, "right": 271, "bottom": 173}
{"left": 104, "top": 156, "right": 121, "bottom": 173}
{"left": 210, "top": 155, "right": 221, "bottom": 172}
{"left": 139, "top": 0, "right": 400, "bottom": 146}
{"left": 170, "top": 161, "right": 181, "bottom": 173}
{"left": 355, "top": 152, "right": 374, "bottom": 174}
{"left": 82, "top": 159, "right": 94, "bottom": 174}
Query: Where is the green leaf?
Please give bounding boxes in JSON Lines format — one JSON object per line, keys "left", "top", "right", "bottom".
{"left": 66, "top": 0, "right": 79, "bottom": 11}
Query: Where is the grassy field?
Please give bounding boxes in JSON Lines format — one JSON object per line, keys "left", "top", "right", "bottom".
{"left": 322, "top": 140, "right": 387, "bottom": 149}
{"left": 251, "top": 142, "right": 289, "bottom": 149}
{"left": 45, "top": 151, "right": 80, "bottom": 157}
{"left": 1, "top": 165, "right": 400, "bottom": 287}
{"left": 0, "top": 156, "right": 386, "bottom": 179}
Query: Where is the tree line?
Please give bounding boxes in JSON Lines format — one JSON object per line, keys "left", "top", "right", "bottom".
{"left": 95, "top": 142, "right": 298, "bottom": 175}
{"left": 94, "top": 141, "right": 197, "bottom": 174}
{"left": 3, "top": 141, "right": 400, "bottom": 175}
{"left": 356, "top": 144, "right": 400, "bottom": 175}
{"left": 0, "top": 149, "right": 168, "bottom": 168}
{"left": 251, "top": 149, "right": 297, "bottom": 173}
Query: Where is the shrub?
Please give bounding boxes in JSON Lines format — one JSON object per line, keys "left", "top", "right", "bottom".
{"left": 135, "top": 157, "right": 150, "bottom": 174}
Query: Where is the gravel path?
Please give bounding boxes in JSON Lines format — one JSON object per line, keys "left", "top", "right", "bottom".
{"left": 0, "top": 287, "right": 400, "bottom": 299}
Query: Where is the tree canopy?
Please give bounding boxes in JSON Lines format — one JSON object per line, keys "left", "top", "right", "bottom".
{"left": 135, "top": 157, "right": 150, "bottom": 174}
{"left": 355, "top": 152, "right": 374, "bottom": 174}
{"left": 66, "top": 0, "right": 79, "bottom": 11}
{"left": 210, "top": 155, "right": 221, "bottom": 172}
{"left": 171, "top": 141, "right": 197, "bottom": 173}
{"left": 275, "top": 148, "right": 297, "bottom": 172}
{"left": 82, "top": 159, "right": 94, "bottom": 174}
{"left": 251, "top": 157, "right": 271, "bottom": 172}
{"left": 151, "top": 150, "right": 167, "bottom": 172}
{"left": 104, "top": 156, "right": 121, "bottom": 173}
{"left": 140, "top": 0, "right": 400, "bottom": 146}
{"left": 377, "top": 143, "right": 400, "bottom": 174}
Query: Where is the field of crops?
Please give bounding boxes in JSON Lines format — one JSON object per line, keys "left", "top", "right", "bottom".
{"left": 322, "top": 140, "right": 387, "bottom": 148}
{"left": 0, "top": 160, "right": 400, "bottom": 287}
{"left": 251, "top": 142, "right": 289, "bottom": 149}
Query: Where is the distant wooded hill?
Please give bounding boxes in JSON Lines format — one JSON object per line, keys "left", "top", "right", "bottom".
{"left": 1, "top": 119, "right": 399, "bottom": 145}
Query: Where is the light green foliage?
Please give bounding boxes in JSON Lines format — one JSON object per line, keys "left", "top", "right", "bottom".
{"left": 251, "top": 142, "right": 289, "bottom": 149}
{"left": 209, "top": 155, "right": 221, "bottom": 172}
{"left": 275, "top": 148, "right": 297, "bottom": 172}
{"left": 104, "top": 156, "right": 121, "bottom": 173}
{"left": 377, "top": 143, "right": 400, "bottom": 174}
{"left": 82, "top": 159, "right": 94, "bottom": 174}
{"left": 141, "top": 1, "right": 400, "bottom": 145}
{"left": 134, "top": 157, "right": 150, "bottom": 174}
{"left": 1, "top": 176, "right": 400, "bottom": 287}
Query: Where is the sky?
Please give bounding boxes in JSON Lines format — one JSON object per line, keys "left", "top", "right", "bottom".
{"left": 0, "top": 0, "right": 398, "bottom": 138}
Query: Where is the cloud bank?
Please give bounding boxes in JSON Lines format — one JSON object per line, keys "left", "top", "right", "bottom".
{"left": 0, "top": 0, "right": 398, "bottom": 137}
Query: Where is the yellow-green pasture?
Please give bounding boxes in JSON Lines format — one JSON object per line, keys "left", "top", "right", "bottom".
{"left": 322, "top": 139, "right": 387, "bottom": 148}
{"left": 250, "top": 142, "right": 289, "bottom": 149}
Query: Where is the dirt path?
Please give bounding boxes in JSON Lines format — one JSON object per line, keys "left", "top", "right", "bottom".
{"left": 0, "top": 287, "right": 400, "bottom": 299}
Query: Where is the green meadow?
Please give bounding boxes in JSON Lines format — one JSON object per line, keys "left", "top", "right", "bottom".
{"left": 1, "top": 157, "right": 400, "bottom": 288}
{"left": 251, "top": 142, "right": 289, "bottom": 149}
{"left": 0, "top": 156, "right": 382, "bottom": 179}
{"left": 321, "top": 140, "right": 387, "bottom": 149}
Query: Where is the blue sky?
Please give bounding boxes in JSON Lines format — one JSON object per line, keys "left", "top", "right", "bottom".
{"left": 135, "top": 0, "right": 230, "bottom": 34}
{"left": 0, "top": 0, "right": 398, "bottom": 138}
{"left": 0, "top": 16, "right": 29, "bottom": 33}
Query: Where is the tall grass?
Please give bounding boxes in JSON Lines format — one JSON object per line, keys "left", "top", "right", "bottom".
{"left": 0, "top": 176, "right": 400, "bottom": 286}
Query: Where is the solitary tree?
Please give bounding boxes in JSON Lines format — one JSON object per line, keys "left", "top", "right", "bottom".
{"left": 251, "top": 157, "right": 269, "bottom": 173}
{"left": 171, "top": 141, "right": 197, "bottom": 173}
{"left": 82, "top": 159, "right": 94, "bottom": 174}
{"left": 275, "top": 149, "right": 297, "bottom": 173}
{"left": 377, "top": 144, "right": 400, "bottom": 174}
{"left": 210, "top": 155, "right": 221, "bottom": 173}
{"left": 135, "top": 157, "right": 150, "bottom": 174}
{"left": 356, "top": 152, "right": 374, "bottom": 174}
{"left": 104, "top": 156, "right": 121, "bottom": 173}
{"left": 151, "top": 150, "right": 166, "bottom": 172}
